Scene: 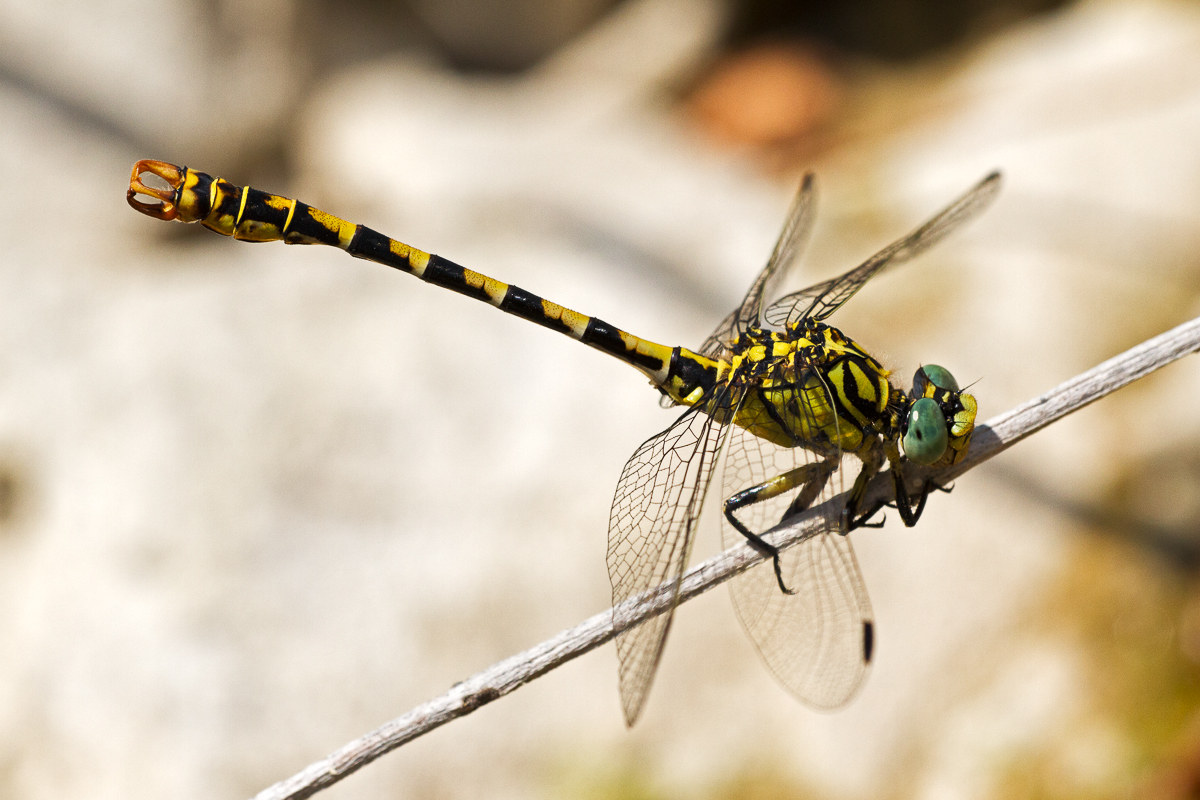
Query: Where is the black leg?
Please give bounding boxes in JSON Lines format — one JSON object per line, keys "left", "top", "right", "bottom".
{"left": 890, "top": 471, "right": 953, "bottom": 526}
{"left": 723, "top": 460, "right": 835, "bottom": 595}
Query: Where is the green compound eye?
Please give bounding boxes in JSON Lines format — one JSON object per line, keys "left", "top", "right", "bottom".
{"left": 914, "top": 364, "right": 959, "bottom": 394}
{"left": 903, "top": 397, "right": 949, "bottom": 465}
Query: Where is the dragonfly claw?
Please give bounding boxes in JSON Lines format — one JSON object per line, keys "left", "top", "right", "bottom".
{"left": 773, "top": 555, "right": 798, "bottom": 595}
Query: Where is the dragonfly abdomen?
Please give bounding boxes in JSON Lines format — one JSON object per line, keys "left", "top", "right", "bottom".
{"left": 127, "top": 160, "right": 724, "bottom": 405}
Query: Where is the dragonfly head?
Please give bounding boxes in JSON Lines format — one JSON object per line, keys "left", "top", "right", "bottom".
{"left": 900, "top": 365, "right": 976, "bottom": 466}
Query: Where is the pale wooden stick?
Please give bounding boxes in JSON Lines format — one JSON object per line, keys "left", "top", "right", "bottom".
{"left": 253, "top": 315, "right": 1200, "bottom": 800}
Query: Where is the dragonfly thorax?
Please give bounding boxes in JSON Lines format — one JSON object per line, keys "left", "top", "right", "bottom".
{"left": 725, "top": 320, "right": 894, "bottom": 453}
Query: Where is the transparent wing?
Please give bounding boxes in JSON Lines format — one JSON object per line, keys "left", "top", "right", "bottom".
{"left": 608, "top": 399, "right": 731, "bottom": 726}
{"left": 697, "top": 174, "right": 817, "bottom": 358}
{"left": 695, "top": 307, "right": 739, "bottom": 361}
{"left": 764, "top": 171, "right": 1002, "bottom": 328}
{"left": 720, "top": 387, "right": 874, "bottom": 708}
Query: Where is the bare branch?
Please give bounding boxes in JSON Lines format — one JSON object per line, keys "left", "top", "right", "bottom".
{"left": 252, "top": 315, "right": 1200, "bottom": 800}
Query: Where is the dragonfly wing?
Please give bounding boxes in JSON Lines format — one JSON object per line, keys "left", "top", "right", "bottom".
{"left": 608, "top": 401, "right": 730, "bottom": 725}
{"left": 696, "top": 307, "right": 738, "bottom": 360}
{"left": 720, "top": 406, "right": 874, "bottom": 708}
{"left": 697, "top": 174, "right": 817, "bottom": 358}
{"left": 764, "top": 171, "right": 1002, "bottom": 328}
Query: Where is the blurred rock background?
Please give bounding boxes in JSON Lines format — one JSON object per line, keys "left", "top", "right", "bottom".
{"left": 1, "top": 0, "right": 1198, "bottom": 797}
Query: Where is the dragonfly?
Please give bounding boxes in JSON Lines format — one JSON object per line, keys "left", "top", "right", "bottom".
{"left": 128, "top": 159, "right": 1000, "bottom": 726}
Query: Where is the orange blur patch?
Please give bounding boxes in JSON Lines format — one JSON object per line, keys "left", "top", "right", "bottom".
{"left": 688, "top": 43, "right": 840, "bottom": 148}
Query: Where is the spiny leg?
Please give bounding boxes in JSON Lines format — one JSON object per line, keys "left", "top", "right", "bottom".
{"left": 724, "top": 457, "right": 837, "bottom": 595}
{"left": 844, "top": 447, "right": 887, "bottom": 531}
{"left": 845, "top": 447, "right": 951, "bottom": 529}
{"left": 889, "top": 471, "right": 954, "bottom": 526}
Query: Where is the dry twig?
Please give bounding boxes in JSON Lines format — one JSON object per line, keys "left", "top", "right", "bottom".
{"left": 253, "top": 315, "right": 1200, "bottom": 800}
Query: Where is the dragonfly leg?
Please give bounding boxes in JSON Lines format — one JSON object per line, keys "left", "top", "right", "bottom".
{"left": 890, "top": 472, "right": 954, "bottom": 526}
{"left": 843, "top": 447, "right": 886, "bottom": 531}
{"left": 724, "top": 458, "right": 837, "bottom": 595}
{"left": 851, "top": 461, "right": 953, "bottom": 529}
{"left": 849, "top": 507, "right": 887, "bottom": 530}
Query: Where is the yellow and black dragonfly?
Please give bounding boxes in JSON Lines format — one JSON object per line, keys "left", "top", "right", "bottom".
{"left": 128, "top": 160, "right": 999, "bottom": 725}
